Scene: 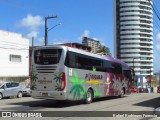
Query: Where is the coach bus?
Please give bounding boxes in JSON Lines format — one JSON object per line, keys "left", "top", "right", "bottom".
{"left": 31, "top": 46, "right": 133, "bottom": 104}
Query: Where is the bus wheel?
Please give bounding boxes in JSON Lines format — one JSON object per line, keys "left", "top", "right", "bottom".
{"left": 85, "top": 89, "right": 93, "bottom": 104}
{"left": 119, "top": 89, "right": 124, "bottom": 98}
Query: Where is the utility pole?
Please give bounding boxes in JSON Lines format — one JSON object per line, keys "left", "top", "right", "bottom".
{"left": 159, "top": 71, "right": 160, "bottom": 87}
{"left": 45, "top": 15, "right": 57, "bottom": 46}
{"left": 32, "top": 37, "right": 34, "bottom": 47}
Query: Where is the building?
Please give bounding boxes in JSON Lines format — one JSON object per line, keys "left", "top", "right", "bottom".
{"left": 82, "top": 37, "right": 101, "bottom": 53}
{"left": 114, "top": 0, "right": 153, "bottom": 81}
{"left": 153, "top": 72, "right": 160, "bottom": 87}
{"left": 56, "top": 43, "right": 91, "bottom": 52}
{"left": 0, "top": 30, "right": 29, "bottom": 82}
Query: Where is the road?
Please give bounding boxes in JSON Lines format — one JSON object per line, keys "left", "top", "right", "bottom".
{"left": 0, "top": 93, "right": 160, "bottom": 120}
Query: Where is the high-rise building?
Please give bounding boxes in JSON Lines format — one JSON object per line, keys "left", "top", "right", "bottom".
{"left": 114, "top": 0, "right": 153, "bottom": 78}
{"left": 82, "top": 37, "right": 101, "bottom": 53}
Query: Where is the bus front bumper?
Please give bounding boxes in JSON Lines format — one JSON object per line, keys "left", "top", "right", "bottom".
{"left": 31, "top": 90, "right": 68, "bottom": 100}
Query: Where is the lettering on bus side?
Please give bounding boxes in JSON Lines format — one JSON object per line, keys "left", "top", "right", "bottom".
{"left": 85, "top": 73, "right": 103, "bottom": 80}
{"left": 85, "top": 73, "right": 103, "bottom": 85}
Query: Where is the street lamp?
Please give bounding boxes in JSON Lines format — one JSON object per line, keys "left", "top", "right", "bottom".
{"left": 47, "top": 23, "right": 61, "bottom": 32}
{"left": 45, "top": 15, "right": 57, "bottom": 46}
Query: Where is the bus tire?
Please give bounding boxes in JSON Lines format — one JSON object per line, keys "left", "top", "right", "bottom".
{"left": 85, "top": 89, "right": 93, "bottom": 104}
{"left": 119, "top": 89, "right": 125, "bottom": 98}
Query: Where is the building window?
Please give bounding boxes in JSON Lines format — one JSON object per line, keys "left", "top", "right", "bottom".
{"left": 10, "top": 54, "right": 21, "bottom": 62}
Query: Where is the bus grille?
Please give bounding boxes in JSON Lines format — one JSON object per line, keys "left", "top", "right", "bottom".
{"left": 35, "top": 66, "right": 57, "bottom": 73}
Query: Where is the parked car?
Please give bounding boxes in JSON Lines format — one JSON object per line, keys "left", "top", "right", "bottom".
{"left": 0, "top": 82, "right": 23, "bottom": 99}
{"left": 139, "top": 88, "right": 148, "bottom": 93}
{"left": 157, "top": 89, "right": 160, "bottom": 93}
{"left": 22, "top": 85, "right": 30, "bottom": 96}
{"left": 131, "top": 87, "right": 139, "bottom": 93}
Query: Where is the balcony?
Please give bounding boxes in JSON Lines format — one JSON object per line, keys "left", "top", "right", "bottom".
{"left": 120, "top": 54, "right": 141, "bottom": 57}
{"left": 120, "top": 40, "right": 140, "bottom": 43}
{"left": 120, "top": 44, "right": 140, "bottom": 48}
{"left": 120, "top": 35, "right": 140, "bottom": 39}
{"left": 120, "top": 49, "right": 140, "bottom": 52}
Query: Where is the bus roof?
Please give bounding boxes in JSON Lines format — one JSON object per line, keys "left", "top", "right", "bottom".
{"left": 33, "top": 45, "right": 129, "bottom": 67}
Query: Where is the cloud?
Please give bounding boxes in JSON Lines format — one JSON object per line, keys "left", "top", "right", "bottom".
{"left": 52, "top": 38, "right": 69, "bottom": 45}
{"left": 27, "top": 31, "right": 39, "bottom": 38}
{"left": 17, "top": 14, "right": 45, "bottom": 46}
{"left": 38, "top": 37, "right": 44, "bottom": 43}
{"left": 156, "top": 33, "right": 160, "bottom": 41}
{"left": 83, "top": 30, "right": 90, "bottom": 37}
{"left": 19, "top": 14, "right": 44, "bottom": 30}
{"left": 156, "top": 44, "right": 160, "bottom": 50}
{"left": 77, "top": 30, "right": 90, "bottom": 42}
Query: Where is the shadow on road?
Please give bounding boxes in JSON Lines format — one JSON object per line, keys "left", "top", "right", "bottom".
{"left": 133, "top": 97, "right": 160, "bottom": 108}
{"left": 7, "top": 96, "right": 126, "bottom": 109}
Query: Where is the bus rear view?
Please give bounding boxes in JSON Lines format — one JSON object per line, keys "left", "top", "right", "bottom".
{"left": 31, "top": 46, "right": 67, "bottom": 100}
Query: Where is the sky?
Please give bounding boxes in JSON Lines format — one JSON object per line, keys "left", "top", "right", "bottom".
{"left": 0, "top": 0, "right": 160, "bottom": 72}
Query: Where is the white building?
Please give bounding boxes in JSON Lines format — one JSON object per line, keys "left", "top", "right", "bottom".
{"left": 82, "top": 37, "right": 101, "bottom": 53}
{"left": 0, "top": 30, "right": 29, "bottom": 82}
{"left": 114, "top": 0, "right": 153, "bottom": 78}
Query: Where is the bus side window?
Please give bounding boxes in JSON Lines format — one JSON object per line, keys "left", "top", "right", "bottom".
{"left": 111, "top": 62, "right": 122, "bottom": 74}
{"left": 104, "top": 61, "right": 113, "bottom": 73}
{"left": 123, "top": 70, "right": 131, "bottom": 80}
{"left": 64, "top": 51, "right": 76, "bottom": 68}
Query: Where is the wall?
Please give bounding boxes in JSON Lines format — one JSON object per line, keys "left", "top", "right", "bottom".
{"left": 0, "top": 30, "right": 29, "bottom": 78}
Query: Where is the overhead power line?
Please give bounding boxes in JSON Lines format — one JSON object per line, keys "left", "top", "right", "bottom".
{"left": 147, "top": 0, "right": 160, "bottom": 21}
{"left": 154, "top": 17, "right": 160, "bottom": 32}
{"left": 147, "top": 0, "right": 160, "bottom": 32}
{"left": 153, "top": 1, "right": 160, "bottom": 17}
{"left": 0, "top": 46, "right": 28, "bottom": 50}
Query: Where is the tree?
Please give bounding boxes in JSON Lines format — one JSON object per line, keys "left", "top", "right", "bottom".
{"left": 96, "top": 45, "right": 111, "bottom": 56}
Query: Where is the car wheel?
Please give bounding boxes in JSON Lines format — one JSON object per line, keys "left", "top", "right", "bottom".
{"left": 0, "top": 93, "right": 3, "bottom": 100}
{"left": 85, "top": 89, "right": 93, "bottom": 104}
{"left": 17, "top": 92, "right": 22, "bottom": 98}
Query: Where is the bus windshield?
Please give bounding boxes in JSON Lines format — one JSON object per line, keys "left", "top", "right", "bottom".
{"left": 34, "top": 49, "right": 62, "bottom": 65}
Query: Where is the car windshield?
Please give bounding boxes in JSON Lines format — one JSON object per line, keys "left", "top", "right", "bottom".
{"left": 0, "top": 83, "right": 3, "bottom": 87}
{"left": 0, "top": 83, "right": 4, "bottom": 88}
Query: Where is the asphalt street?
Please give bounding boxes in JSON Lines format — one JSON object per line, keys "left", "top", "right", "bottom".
{"left": 0, "top": 93, "right": 159, "bottom": 120}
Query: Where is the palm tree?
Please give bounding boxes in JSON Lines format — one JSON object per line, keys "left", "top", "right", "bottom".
{"left": 31, "top": 73, "right": 38, "bottom": 90}
{"left": 96, "top": 45, "right": 111, "bottom": 56}
{"left": 69, "top": 71, "right": 86, "bottom": 100}
{"left": 53, "top": 73, "right": 62, "bottom": 91}
{"left": 32, "top": 73, "right": 38, "bottom": 82}
{"left": 31, "top": 82, "right": 37, "bottom": 90}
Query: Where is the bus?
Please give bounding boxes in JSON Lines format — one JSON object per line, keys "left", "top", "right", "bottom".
{"left": 31, "top": 46, "right": 134, "bottom": 104}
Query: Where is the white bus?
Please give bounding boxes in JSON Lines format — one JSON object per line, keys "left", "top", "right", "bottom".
{"left": 31, "top": 46, "right": 133, "bottom": 103}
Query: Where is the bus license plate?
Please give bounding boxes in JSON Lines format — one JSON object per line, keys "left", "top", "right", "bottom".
{"left": 42, "top": 93, "right": 48, "bottom": 96}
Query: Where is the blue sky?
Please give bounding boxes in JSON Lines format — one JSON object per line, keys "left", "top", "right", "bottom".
{"left": 0, "top": 0, "right": 160, "bottom": 72}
